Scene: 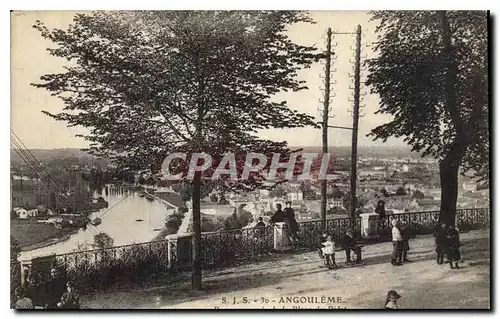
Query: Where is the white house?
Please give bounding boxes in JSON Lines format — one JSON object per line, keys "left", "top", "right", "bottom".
{"left": 14, "top": 207, "right": 38, "bottom": 219}
{"left": 287, "top": 191, "right": 303, "bottom": 201}
{"left": 462, "top": 181, "right": 477, "bottom": 192}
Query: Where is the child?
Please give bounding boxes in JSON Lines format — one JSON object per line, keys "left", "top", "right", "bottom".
{"left": 321, "top": 236, "right": 337, "bottom": 270}
{"left": 317, "top": 230, "right": 329, "bottom": 259}
{"left": 57, "top": 281, "right": 80, "bottom": 309}
{"left": 14, "top": 287, "right": 34, "bottom": 309}
{"left": 384, "top": 290, "right": 401, "bottom": 309}
{"left": 446, "top": 225, "right": 461, "bottom": 269}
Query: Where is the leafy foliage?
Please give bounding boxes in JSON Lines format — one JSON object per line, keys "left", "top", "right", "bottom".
{"left": 366, "top": 11, "right": 488, "bottom": 179}
{"left": 395, "top": 186, "right": 407, "bottom": 196}
{"left": 366, "top": 11, "right": 488, "bottom": 223}
{"left": 32, "top": 11, "right": 320, "bottom": 190}
{"left": 10, "top": 236, "right": 21, "bottom": 262}
{"left": 93, "top": 232, "right": 114, "bottom": 249}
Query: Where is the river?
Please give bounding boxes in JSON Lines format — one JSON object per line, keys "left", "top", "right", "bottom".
{"left": 19, "top": 185, "right": 175, "bottom": 262}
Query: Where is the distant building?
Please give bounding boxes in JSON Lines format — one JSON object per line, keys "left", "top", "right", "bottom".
{"left": 287, "top": 191, "right": 303, "bottom": 202}
{"left": 359, "top": 170, "right": 387, "bottom": 179}
{"left": 14, "top": 207, "right": 38, "bottom": 219}
{"left": 462, "top": 181, "right": 477, "bottom": 192}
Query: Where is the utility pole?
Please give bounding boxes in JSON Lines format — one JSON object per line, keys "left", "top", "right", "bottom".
{"left": 320, "top": 28, "right": 333, "bottom": 227}
{"left": 349, "top": 25, "right": 362, "bottom": 223}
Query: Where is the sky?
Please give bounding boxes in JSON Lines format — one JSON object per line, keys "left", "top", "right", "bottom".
{"left": 10, "top": 10, "right": 406, "bottom": 149}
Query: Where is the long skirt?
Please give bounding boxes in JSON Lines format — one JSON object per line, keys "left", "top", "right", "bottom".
{"left": 447, "top": 246, "right": 461, "bottom": 262}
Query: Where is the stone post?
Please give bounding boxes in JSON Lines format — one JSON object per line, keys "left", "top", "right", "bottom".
{"left": 360, "top": 212, "right": 379, "bottom": 240}
{"left": 166, "top": 233, "right": 192, "bottom": 269}
{"left": 273, "top": 222, "right": 294, "bottom": 252}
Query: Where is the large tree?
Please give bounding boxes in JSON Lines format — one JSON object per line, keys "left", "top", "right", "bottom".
{"left": 366, "top": 11, "right": 488, "bottom": 225}
{"left": 33, "top": 11, "right": 320, "bottom": 289}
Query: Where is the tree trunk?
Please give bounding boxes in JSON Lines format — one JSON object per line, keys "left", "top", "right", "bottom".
{"left": 438, "top": 144, "right": 465, "bottom": 226}
{"left": 191, "top": 171, "right": 202, "bottom": 290}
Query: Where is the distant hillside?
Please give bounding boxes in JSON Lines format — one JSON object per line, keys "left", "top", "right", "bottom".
{"left": 10, "top": 148, "right": 109, "bottom": 166}
{"left": 294, "top": 146, "right": 423, "bottom": 159}
{"left": 10, "top": 145, "right": 424, "bottom": 167}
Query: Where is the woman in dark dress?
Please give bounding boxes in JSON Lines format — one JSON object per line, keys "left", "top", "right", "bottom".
{"left": 446, "top": 225, "right": 461, "bottom": 269}
{"left": 435, "top": 223, "right": 447, "bottom": 265}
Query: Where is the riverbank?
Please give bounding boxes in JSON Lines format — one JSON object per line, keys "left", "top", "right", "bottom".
{"left": 11, "top": 219, "right": 80, "bottom": 250}
{"left": 18, "top": 187, "right": 175, "bottom": 261}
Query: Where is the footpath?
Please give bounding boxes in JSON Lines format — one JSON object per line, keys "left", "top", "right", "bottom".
{"left": 82, "top": 229, "right": 490, "bottom": 309}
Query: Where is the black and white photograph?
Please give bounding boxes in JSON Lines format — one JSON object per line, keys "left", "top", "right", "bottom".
{"left": 9, "top": 9, "right": 490, "bottom": 310}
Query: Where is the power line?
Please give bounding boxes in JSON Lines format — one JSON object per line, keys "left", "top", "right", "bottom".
{"left": 10, "top": 136, "right": 68, "bottom": 197}
{"left": 11, "top": 131, "right": 69, "bottom": 195}
{"left": 11, "top": 139, "right": 72, "bottom": 208}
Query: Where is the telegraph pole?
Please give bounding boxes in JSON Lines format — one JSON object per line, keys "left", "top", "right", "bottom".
{"left": 349, "top": 25, "right": 362, "bottom": 222}
{"left": 320, "top": 28, "right": 333, "bottom": 226}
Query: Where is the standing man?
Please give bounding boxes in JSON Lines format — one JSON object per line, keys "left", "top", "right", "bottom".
{"left": 435, "top": 223, "right": 447, "bottom": 265}
{"left": 391, "top": 219, "right": 403, "bottom": 266}
{"left": 270, "top": 203, "right": 285, "bottom": 224}
{"left": 45, "top": 268, "right": 66, "bottom": 309}
{"left": 342, "top": 229, "right": 362, "bottom": 264}
{"left": 401, "top": 224, "right": 411, "bottom": 262}
{"left": 283, "top": 201, "right": 299, "bottom": 246}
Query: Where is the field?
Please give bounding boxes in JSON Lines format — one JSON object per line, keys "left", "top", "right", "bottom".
{"left": 11, "top": 219, "right": 77, "bottom": 249}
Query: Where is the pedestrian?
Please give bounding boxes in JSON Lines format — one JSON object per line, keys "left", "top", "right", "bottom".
{"left": 45, "top": 268, "right": 66, "bottom": 309}
{"left": 26, "top": 271, "right": 45, "bottom": 308}
{"left": 375, "top": 200, "right": 386, "bottom": 219}
{"left": 254, "top": 217, "right": 266, "bottom": 228}
{"left": 283, "top": 201, "right": 299, "bottom": 247}
{"left": 270, "top": 203, "right": 285, "bottom": 224}
{"left": 57, "top": 281, "right": 80, "bottom": 309}
{"left": 342, "top": 229, "right": 362, "bottom": 264}
{"left": 14, "top": 287, "right": 34, "bottom": 310}
{"left": 401, "top": 224, "right": 411, "bottom": 262}
{"left": 320, "top": 235, "right": 337, "bottom": 270}
{"left": 253, "top": 217, "right": 267, "bottom": 255}
{"left": 391, "top": 219, "right": 403, "bottom": 266}
{"left": 316, "top": 229, "right": 329, "bottom": 259}
{"left": 446, "top": 225, "right": 461, "bottom": 269}
{"left": 384, "top": 290, "right": 401, "bottom": 309}
{"left": 435, "top": 223, "right": 447, "bottom": 265}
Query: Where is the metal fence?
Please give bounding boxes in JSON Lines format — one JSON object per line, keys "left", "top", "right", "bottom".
{"left": 13, "top": 208, "right": 489, "bottom": 294}
{"left": 200, "top": 226, "right": 274, "bottom": 268}
{"left": 52, "top": 240, "right": 170, "bottom": 291}
{"left": 378, "top": 208, "right": 490, "bottom": 239}
{"left": 296, "top": 217, "right": 362, "bottom": 249}
{"left": 10, "top": 261, "right": 21, "bottom": 307}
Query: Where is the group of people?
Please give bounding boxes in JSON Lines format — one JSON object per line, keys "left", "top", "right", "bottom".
{"left": 435, "top": 223, "right": 462, "bottom": 269}
{"left": 269, "top": 202, "right": 300, "bottom": 247}
{"left": 13, "top": 267, "right": 80, "bottom": 310}
{"left": 390, "top": 219, "right": 413, "bottom": 266}
{"left": 316, "top": 228, "right": 363, "bottom": 270}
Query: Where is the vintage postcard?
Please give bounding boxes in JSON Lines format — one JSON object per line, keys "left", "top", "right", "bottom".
{"left": 10, "top": 10, "right": 490, "bottom": 310}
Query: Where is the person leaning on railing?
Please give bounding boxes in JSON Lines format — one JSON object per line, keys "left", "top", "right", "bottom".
{"left": 341, "top": 229, "right": 362, "bottom": 264}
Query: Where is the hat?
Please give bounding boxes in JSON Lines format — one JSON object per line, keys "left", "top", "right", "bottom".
{"left": 387, "top": 290, "right": 401, "bottom": 299}
{"left": 285, "top": 200, "right": 292, "bottom": 204}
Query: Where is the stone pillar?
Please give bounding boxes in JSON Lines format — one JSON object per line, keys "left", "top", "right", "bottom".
{"left": 360, "top": 212, "right": 379, "bottom": 239}
{"left": 166, "top": 233, "right": 192, "bottom": 269}
{"left": 273, "top": 222, "right": 294, "bottom": 252}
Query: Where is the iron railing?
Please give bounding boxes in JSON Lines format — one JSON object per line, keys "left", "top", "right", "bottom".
{"left": 14, "top": 208, "right": 489, "bottom": 294}
{"left": 377, "top": 208, "right": 490, "bottom": 239}
{"left": 200, "top": 226, "right": 274, "bottom": 268}
{"left": 296, "top": 217, "right": 362, "bottom": 249}
{"left": 53, "top": 240, "right": 169, "bottom": 291}
{"left": 10, "top": 261, "right": 21, "bottom": 307}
